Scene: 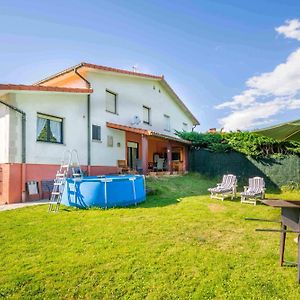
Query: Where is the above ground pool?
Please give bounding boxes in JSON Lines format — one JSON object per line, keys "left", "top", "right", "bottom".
{"left": 61, "top": 174, "right": 146, "bottom": 209}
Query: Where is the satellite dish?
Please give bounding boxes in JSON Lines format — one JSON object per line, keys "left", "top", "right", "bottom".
{"left": 131, "top": 115, "right": 141, "bottom": 125}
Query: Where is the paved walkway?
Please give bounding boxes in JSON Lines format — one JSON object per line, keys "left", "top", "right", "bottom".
{"left": 0, "top": 200, "right": 48, "bottom": 212}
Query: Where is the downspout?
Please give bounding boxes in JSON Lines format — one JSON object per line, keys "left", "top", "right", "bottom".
{"left": 0, "top": 99, "right": 26, "bottom": 202}
{"left": 74, "top": 68, "right": 91, "bottom": 175}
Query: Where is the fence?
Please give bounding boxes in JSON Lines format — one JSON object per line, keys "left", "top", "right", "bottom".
{"left": 189, "top": 149, "right": 300, "bottom": 189}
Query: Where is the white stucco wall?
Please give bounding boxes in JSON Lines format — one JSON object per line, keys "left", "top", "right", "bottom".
{"left": 86, "top": 71, "right": 194, "bottom": 165}
{"left": 6, "top": 92, "right": 89, "bottom": 165}
{"left": 88, "top": 71, "right": 194, "bottom": 135}
{"left": 0, "top": 101, "right": 10, "bottom": 164}
{"left": 1, "top": 70, "right": 196, "bottom": 167}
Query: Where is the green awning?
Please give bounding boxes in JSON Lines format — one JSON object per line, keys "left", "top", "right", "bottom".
{"left": 254, "top": 119, "right": 300, "bottom": 142}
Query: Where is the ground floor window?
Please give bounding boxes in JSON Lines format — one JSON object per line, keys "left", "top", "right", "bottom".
{"left": 127, "top": 141, "right": 139, "bottom": 169}
{"left": 92, "top": 125, "right": 101, "bottom": 141}
{"left": 37, "top": 113, "right": 63, "bottom": 144}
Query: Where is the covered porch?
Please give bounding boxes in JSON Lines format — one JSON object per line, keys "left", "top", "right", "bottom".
{"left": 107, "top": 122, "right": 190, "bottom": 175}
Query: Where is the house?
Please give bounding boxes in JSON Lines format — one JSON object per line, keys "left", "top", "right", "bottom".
{"left": 0, "top": 62, "right": 199, "bottom": 204}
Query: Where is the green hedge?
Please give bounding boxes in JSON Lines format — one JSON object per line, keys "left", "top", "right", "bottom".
{"left": 189, "top": 149, "right": 300, "bottom": 189}
{"left": 177, "top": 131, "right": 300, "bottom": 158}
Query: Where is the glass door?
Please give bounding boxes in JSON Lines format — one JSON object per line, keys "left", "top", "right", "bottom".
{"left": 127, "top": 142, "right": 139, "bottom": 169}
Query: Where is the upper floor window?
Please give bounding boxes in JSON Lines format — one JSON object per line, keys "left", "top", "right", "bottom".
{"left": 92, "top": 125, "right": 101, "bottom": 141}
{"left": 37, "top": 113, "right": 63, "bottom": 144}
{"left": 106, "top": 90, "right": 117, "bottom": 114}
{"left": 164, "top": 114, "right": 170, "bottom": 132}
{"left": 182, "top": 122, "right": 188, "bottom": 131}
{"left": 143, "top": 106, "right": 151, "bottom": 124}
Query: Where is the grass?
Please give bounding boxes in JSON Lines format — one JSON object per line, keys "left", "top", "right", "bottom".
{"left": 1, "top": 173, "right": 300, "bottom": 299}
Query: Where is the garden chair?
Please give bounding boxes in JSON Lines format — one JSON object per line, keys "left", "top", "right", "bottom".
{"left": 156, "top": 158, "right": 165, "bottom": 171}
{"left": 240, "top": 177, "right": 265, "bottom": 205}
{"left": 208, "top": 174, "right": 237, "bottom": 201}
{"left": 117, "top": 160, "right": 129, "bottom": 174}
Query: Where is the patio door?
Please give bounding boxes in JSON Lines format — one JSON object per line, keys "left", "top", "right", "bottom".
{"left": 127, "top": 142, "right": 139, "bottom": 169}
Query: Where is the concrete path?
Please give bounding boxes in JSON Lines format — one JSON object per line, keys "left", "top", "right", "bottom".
{"left": 0, "top": 200, "right": 48, "bottom": 212}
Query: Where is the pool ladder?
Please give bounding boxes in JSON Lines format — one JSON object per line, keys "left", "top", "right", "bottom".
{"left": 48, "top": 149, "right": 82, "bottom": 212}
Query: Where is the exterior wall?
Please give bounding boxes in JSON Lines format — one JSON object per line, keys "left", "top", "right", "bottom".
{"left": 0, "top": 70, "right": 196, "bottom": 203}
{"left": 40, "top": 70, "right": 88, "bottom": 88}
{"left": 0, "top": 105, "right": 9, "bottom": 164}
{"left": 87, "top": 71, "right": 194, "bottom": 136}
{"left": 90, "top": 127, "right": 126, "bottom": 166}
{"left": 0, "top": 163, "right": 22, "bottom": 204}
{"left": 10, "top": 92, "right": 89, "bottom": 165}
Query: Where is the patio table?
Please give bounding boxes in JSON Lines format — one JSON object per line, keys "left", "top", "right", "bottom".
{"left": 259, "top": 200, "right": 300, "bottom": 283}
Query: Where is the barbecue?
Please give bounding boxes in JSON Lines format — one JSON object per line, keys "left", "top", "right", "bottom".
{"left": 247, "top": 199, "right": 300, "bottom": 283}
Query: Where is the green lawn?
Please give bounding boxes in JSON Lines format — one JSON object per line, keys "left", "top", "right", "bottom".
{"left": 1, "top": 174, "right": 300, "bottom": 299}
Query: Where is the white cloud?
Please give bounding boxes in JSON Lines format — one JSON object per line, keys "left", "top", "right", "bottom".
{"left": 216, "top": 19, "right": 300, "bottom": 131}
{"left": 246, "top": 48, "right": 300, "bottom": 97}
{"left": 215, "top": 89, "right": 257, "bottom": 110}
{"left": 218, "top": 98, "right": 286, "bottom": 131}
{"left": 276, "top": 19, "right": 300, "bottom": 41}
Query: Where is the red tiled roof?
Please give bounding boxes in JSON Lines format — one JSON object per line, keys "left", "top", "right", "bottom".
{"left": 34, "top": 62, "right": 199, "bottom": 125}
{"left": 35, "top": 62, "right": 162, "bottom": 86}
{"left": 106, "top": 122, "right": 191, "bottom": 144}
{"left": 0, "top": 84, "right": 93, "bottom": 94}
{"left": 83, "top": 63, "right": 163, "bottom": 80}
{"left": 107, "top": 122, "right": 152, "bottom": 135}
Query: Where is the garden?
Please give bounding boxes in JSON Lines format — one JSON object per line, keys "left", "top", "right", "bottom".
{"left": 1, "top": 174, "right": 300, "bottom": 299}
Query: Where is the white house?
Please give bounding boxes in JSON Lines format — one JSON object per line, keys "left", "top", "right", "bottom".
{"left": 0, "top": 62, "right": 199, "bottom": 204}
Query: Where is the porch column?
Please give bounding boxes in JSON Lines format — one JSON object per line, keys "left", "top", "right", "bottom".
{"left": 167, "top": 141, "right": 172, "bottom": 173}
{"left": 141, "top": 135, "right": 148, "bottom": 175}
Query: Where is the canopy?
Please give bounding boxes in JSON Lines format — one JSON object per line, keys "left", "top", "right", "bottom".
{"left": 254, "top": 119, "right": 300, "bottom": 142}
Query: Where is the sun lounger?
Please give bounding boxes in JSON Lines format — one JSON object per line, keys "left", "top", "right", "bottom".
{"left": 241, "top": 177, "right": 265, "bottom": 205}
{"left": 208, "top": 174, "right": 237, "bottom": 201}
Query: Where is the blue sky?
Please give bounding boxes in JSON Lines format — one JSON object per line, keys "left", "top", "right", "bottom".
{"left": 1, "top": 0, "right": 300, "bottom": 131}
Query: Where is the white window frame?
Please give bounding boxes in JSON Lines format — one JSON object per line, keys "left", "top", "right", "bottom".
{"left": 36, "top": 113, "right": 63, "bottom": 144}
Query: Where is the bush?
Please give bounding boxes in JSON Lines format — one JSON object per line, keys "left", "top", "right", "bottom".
{"left": 176, "top": 131, "right": 300, "bottom": 158}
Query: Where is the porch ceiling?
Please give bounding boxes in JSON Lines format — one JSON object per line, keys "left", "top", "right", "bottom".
{"left": 106, "top": 122, "right": 191, "bottom": 144}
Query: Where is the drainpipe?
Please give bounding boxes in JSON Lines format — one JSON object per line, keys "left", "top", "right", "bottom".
{"left": 0, "top": 100, "right": 26, "bottom": 202}
{"left": 74, "top": 68, "right": 91, "bottom": 175}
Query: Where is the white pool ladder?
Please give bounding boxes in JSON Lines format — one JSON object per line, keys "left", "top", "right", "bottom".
{"left": 48, "top": 149, "right": 82, "bottom": 212}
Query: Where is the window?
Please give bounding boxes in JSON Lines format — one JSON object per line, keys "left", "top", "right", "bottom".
{"left": 164, "top": 114, "right": 170, "bottom": 132}
{"left": 172, "top": 152, "right": 181, "bottom": 161}
{"left": 106, "top": 90, "right": 117, "bottom": 114}
{"left": 182, "top": 122, "right": 188, "bottom": 131}
{"left": 143, "top": 106, "right": 151, "bottom": 124}
{"left": 92, "top": 125, "right": 101, "bottom": 141}
{"left": 37, "top": 113, "right": 63, "bottom": 144}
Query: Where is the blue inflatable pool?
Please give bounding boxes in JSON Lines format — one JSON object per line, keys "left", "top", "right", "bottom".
{"left": 61, "top": 174, "right": 146, "bottom": 209}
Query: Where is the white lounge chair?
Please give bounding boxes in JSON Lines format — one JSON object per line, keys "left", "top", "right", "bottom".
{"left": 156, "top": 158, "right": 165, "bottom": 171}
{"left": 208, "top": 174, "right": 237, "bottom": 201}
{"left": 240, "top": 177, "right": 265, "bottom": 205}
